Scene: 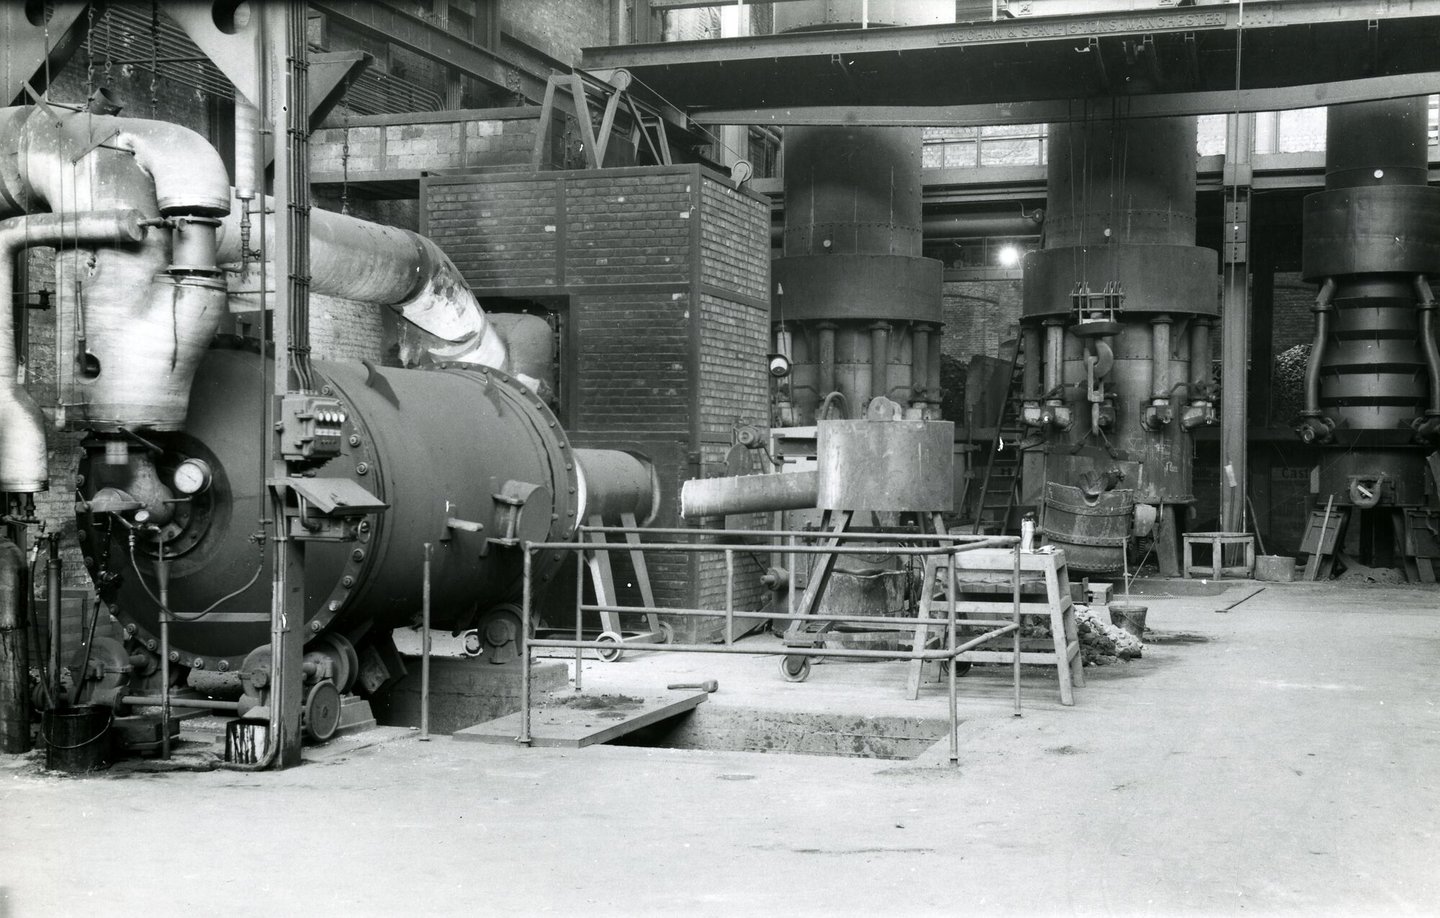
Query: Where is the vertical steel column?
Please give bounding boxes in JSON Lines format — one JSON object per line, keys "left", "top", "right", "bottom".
{"left": 1220, "top": 112, "right": 1254, "bottom": 533}
{"left": 266, "top": 1, "right": 305, "bottom": 769}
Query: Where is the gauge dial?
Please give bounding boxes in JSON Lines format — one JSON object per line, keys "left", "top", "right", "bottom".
{"left": 172, "top": 458, "right": 213, "bottom": 496}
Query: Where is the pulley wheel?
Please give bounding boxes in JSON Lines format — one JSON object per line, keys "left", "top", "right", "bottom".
{"left": 779, "top": 655, "right": 811, "bottom": 682}
{"left": 303, "top": 680, "right": 342, "bottom": 743}
{"left": 595, "top": 631, "right": 624, "bottom": 663}
{"left": 314, "top": 634, "right": 359, "bottom": 694}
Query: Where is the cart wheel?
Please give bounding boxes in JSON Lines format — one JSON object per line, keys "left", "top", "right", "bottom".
{"left": 779, "top": 655, "right": 811, "bottom": 682}
{"left": 596, "top": 631, "right": 624, "bottom": 663}
{"left": 658, "top": 621, "right": 675, "bottom": 645}
{"left": 303, "top": 680, "right": 342, "bottom": 743}
{"left": 942, "top": 660, "right": 973, "bottom": 677}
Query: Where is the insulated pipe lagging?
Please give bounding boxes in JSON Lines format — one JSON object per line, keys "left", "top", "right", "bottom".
{"left": 0, "top": 212, "right": 146, "bottom": 491}
{"left": 1021, "top": 325, "right": 1043, "bottom": 400}
{"left": 217, "top": 193, "right": 509, "bottom": 370}
{"left": 575, "top": 449, "right": 662, "bottom": 526}
{"left": 1304, "top": 278, "right": 1338, "bottom": 416}
{"left": 234, "top": 100, "right": 262, "bottom": 201}
{"left": 1414, "top": 275, "right": 1440, "bottom": 416}
{"left": 1043, "top": 321, "right": 1065, "bottom": 395}
{"left": 1189, "top": 320, "right": 1212, "bottom": 393}
{"left": 1151, "top": 316, "right": 1172, "bottom": 400}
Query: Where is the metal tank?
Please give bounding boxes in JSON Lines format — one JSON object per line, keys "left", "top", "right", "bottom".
{"left": 1296, "top": 98, "right": 1440, "bottom": 564}
{"left": 771, "top": 1, "right": 949, "bottom": 425}
{"left": 76, "top": 347, "right": 655, "bottom": 676}
{"left": 1021, "top": 117, "right": 1219, "bottom": 572}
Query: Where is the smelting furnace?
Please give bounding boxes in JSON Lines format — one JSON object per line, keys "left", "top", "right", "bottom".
{"left": 1020, "top": 116, "right": 1219, "bottom": 575}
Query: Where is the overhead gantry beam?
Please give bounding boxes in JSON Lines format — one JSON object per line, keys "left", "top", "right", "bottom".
{"left": 583, "top": 0, "right": 1440, "bottom": 125}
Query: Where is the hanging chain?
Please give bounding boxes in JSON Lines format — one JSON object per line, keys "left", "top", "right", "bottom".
{"left": 149, "top": 1, "right": 160, "bottom": 118}
{"left": 104, "top": 13, "right": 113, "bottom": 84}
{"left": 84, "top": 4, "right": 95, "bottom": 97}
{"left": 340, "top": 77, "right": 352, "bottom": 214}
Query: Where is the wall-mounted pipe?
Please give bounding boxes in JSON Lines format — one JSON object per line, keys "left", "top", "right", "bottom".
{"left": 217, "top": 194, "right": 509, "bottom": 371}
{"left": 1189, "top": 320, "right": 1212, "bottom": 394}
{"left": 0, "top": 211, "right": 146, "bottom": 490}
{"left": 817, "top": 323, "right": 837, "bottom": 396}
{"left": 869, "top": 322, "right": 890, "bottom": 404}
{"left": 911, "top": 323, "right": 931, "bottom": 402}
{"left": 681, "top": 471, "right": 819, "bottom": 519}
{"left": 1151, "top": 316, "right": 1172, "bottom": 400}
{"left": 1414, "top": 275, "right": 1440, "bottom": 418}
{"left": 1303, "top": 278, "right": 1338, "bottom": 418}
{"left": 0, "top": 107, "right": 230, "bottom": 432}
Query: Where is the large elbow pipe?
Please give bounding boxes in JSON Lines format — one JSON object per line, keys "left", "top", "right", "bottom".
{"left": 576, "top": 450, "right": 662, "bottom": 526}
{"left": 0, "top": 108, "right": 229, "bottom": 432}
{"left": 0, "top": 211, "right": 146, "bottom": 491}
{"left": 1303, "top": 278, "right": 1337, "bottom": 418}
{"left": 218, "top": 195, "right": 509, "bottom": 370}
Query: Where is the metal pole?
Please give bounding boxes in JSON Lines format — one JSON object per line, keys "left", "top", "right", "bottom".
{"left": 157, "top": 537, "right": 171, "bottom": 759}
{"left": 519, "top": 545, "right": 533, "bottom": 745}
{"left": 574, "top": 541, "right": 584, "bottom": 691}
{"left": 45, "top": 536, "right": 61, "bottom": 711}
{"left": 947, "top": 546, "right": 958, "bottom": 765}
{"left": 1012, "top": 544, "right": 1022, "bottom": 717}
{"left": 724, "top": 548, "right": 734, "bottom": 645}
{"left": 419, "top": 542, "right": 431, "bottom": 741}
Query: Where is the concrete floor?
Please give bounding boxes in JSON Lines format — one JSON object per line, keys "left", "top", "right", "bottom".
{"left": 3, "top": 580, "right": 1438, "bottom": 916}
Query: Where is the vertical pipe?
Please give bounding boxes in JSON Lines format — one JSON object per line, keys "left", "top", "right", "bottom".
{"left": 927, "top": 334, "right": 941, "bottom": 398}
{"left": 420, "top": 542, "right": 431, "bottom": 742}
{"left": 574, "top": 540, "right": 584, "bottom": 692}
{"left": 1303, "top": 279, "right": 1336, "bottom": 417}
{"left": 519, "top": 546, "right": 533, "bottom": 745}
{"left": 46, "top": 537, "right": 61, "bottom": 714}
{"left": 1021, "top": 325, "right": 1043, "bottom": 400}
{"left": 1413, "top": 276, "right": 1440, "bottom": 414}
{"left": 911, "top": 324, "right": 930, "bottom": 403}
{"left": 870, "top": 322, "right": 891, "bottom": 403}
{"left": 947, "top": 549, "right": 958, "bottom": 765}
{"left": 1190, "top": 319, "right": 1212, "bottom": 392}
{"left": 1151, "top": 316, "right": 1172, "bottom": 399}
{"left": 724, "top": 549, "right": 734, "bottom": 645}
{"left": 1043, "top": 321, "right": 1064, "bottom": 395}
{"left": 817, "top": 322, "right": 837, "bottom": 396}
{"left": 234, "top": 99, "right": 261, "bottom": 202}
{"left": 1012, "top": 544, "right": 1022, "bottom": 717}
{"left": 154, "top": 538, "right": 170, "bottom": 760}
{"left": 0, "top": 534, "right": 27, "bottom": 753}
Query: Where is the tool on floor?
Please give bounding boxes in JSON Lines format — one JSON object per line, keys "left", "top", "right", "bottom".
{"left": 1214, "top": 586, "right": 1264, "bottom": 614}
{"left": 666, "top": 680, "right": 718, "bottom": 693}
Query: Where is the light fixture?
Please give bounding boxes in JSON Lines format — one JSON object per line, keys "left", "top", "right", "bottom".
{"left": 997, "top": 244, "right": 1022, "bottom": 268}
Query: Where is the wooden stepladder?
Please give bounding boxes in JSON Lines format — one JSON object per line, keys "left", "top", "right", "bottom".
{"left": 905, "top": 548, "right": 1084, "bottom": 706}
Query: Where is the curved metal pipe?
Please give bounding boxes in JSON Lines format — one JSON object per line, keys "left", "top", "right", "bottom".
{"left": 0, "top": 107, "right": 230, "bottom": 432}
{"left": 576, "top": 449, "right": 662, "bottom": 526}
{"left": 0, "top": 212, "right": 146, "bottom": 490}
{"left": 1414, "top": 275, "right": 1440, "bottom": 417}
{"left": 1303, "top": 278, "right": 1338, "bottom": 417}
{"left": 217, "top": 193, "right": 509, "bottom": 370}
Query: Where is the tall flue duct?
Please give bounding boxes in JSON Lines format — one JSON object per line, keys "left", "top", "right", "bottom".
{"left": 1296, "top": 97, "right": 1440, "bottom": 561}
{"left": 770, "top": 0, "right": 950, "bottom": 425}
{"left": 1021, "top": 117, "right": 1219, "bottom": 572}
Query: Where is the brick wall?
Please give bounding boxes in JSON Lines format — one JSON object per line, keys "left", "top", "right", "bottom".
{"left": 423, "top": 166, "right": 773, "bottom": 636}
{"left": 940, "top": 276, "right": 1023, "bottom": 366}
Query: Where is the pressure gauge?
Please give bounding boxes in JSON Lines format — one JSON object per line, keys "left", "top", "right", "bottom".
{"left": 173, "top": 458, "right": 213, "bottom": 496}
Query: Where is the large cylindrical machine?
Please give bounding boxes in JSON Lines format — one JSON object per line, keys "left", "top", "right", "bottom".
{"left": 1021, "top": 117, "right": 1219, "bottom": 572}
{"left": 75, "top": 347, "right": 604, "bottom": 675}
{"left": 770, "top": 1, "right": 949, "bottom": 425}
{"left": 1296, "top": 97, "right": 1440, "bottom": 565}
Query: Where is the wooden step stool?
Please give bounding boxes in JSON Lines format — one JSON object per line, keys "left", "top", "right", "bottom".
{"left": 1183, "top": 532, "right": 1255, "bottom": 580}
{"left": 906, "top": 547, "right": 1083, "bottom": 705}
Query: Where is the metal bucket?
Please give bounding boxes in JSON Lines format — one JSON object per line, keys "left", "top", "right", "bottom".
{"left": 43, "top": 705, "right": 113, "bottom": 773}
{"left": 1255, "top": 555, "right": 1296, "bottom": 582}
{"left": 1040, "top": 483, "right": 1135, "bottom": 573}
{"left": 1108, "top": 602, "right": 1148, "bottom": 640}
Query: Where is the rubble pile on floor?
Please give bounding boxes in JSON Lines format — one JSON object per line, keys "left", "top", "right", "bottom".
{"left": 1074, "top": 606, "right": 1143, "bottom": 665}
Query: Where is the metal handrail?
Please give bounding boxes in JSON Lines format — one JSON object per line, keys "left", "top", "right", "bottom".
{"left": 518, "top": 528, "right": 1027, "bottom": 765}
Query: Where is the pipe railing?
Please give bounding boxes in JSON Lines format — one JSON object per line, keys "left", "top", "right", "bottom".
{"left": 519, "top": 526, "right": 1026, "bottom": 765}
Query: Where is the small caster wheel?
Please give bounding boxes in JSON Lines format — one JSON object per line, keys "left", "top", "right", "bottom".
{"left": 941, "top": 660, "right": 972, "bottom": 677}
{"left": 658, "top": 621, "right": 675, "bottom": 645}
{"left": 779, "top": 655, "right": 811, "bottom": 682}
{"left": 303, "top": 680, "right": 342, "bottom": 743}
{"left": 596, "top": 631, "right": 624, "bottom": 663}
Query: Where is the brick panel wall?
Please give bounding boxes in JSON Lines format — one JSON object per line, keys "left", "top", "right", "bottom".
{"left": 941, "top": 278, "right": 1023, "bottom": 367}
{"left": 701, "top": 180, "right": 770, "bottom": 300}
{"left": 565, "top": 175, "right": 693, "bottom": 285}
{"left": 427, "top": 179, "right": 561, "bottom": 287}
{"left": 572, "top": 292, "right": 692, "bottom": 437}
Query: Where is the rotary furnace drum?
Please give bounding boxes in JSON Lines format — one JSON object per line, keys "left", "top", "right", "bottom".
{"left": 1021, "top": 116, "right": 1219, "bottom": 574}
{"left": 1295, "top": 98, "right": 1440, "bottom": 572}
{"left": 75, "top": 347, "right": 653, "bottom": 701}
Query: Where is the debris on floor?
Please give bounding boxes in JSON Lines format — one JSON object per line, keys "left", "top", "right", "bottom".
{"left": 1335, "top": 561, "right": 1406, "bottom": 584}
{"left": 1074, "top": 605, "right": 1143, "bottom": 665}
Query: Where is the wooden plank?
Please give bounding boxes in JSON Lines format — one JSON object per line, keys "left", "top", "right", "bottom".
{"left": 452, "top": 691, "right": 708, "bottom": 748}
